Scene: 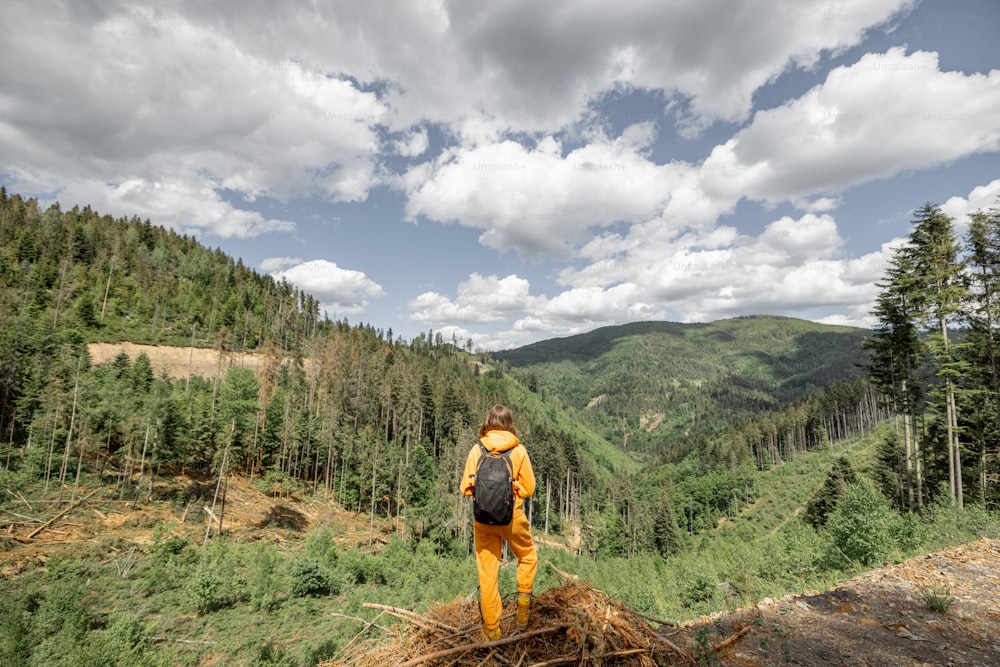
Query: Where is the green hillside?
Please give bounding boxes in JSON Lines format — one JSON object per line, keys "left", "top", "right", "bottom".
{"left": 496, "top": 316, "right": 871, "bottom": 452}
{"left": 2, "top": 190, "right": 999, "bottom": 665}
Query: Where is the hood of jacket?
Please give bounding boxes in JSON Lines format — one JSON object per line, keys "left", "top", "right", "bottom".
{"left": 480, "top": 429, "right": 519, "bottom": 453}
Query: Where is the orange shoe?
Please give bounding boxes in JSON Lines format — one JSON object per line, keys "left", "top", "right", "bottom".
{"left": 482, "top": 625, "right": 502, "bottom": 641}
{"left": 515, "top": 593, "right": 531, "bottom": 631}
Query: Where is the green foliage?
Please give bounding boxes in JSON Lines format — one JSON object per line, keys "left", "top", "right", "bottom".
{"left": 682, "top": 573, "right": 717, "bottom": 608}
{"left": 252, "top": 642, "right": 295, "bottom": 667}
{"left": 150, "top": 522, "right": 189, "bottom": 562}
{"left": 804, "top": 456, "right": 857, "bottom": 527}
{"left": 918, "top": 585, "right": 954, "bottom": 613}
{"left": 289, "top": 558, "right": 330, "bottom": 598}
{"left": 924, "top": 492, "right": 1000, "bottom": 544}
{"left": 3, "top": 192, "right": 1000, "bottom": 663}
{"left": 0, "top": 597, "right": 30, "bottom": 667}
{"left": 81, "top": 613, "right": 149, "bottom": 667}
{"left": 245, "top": 544, "right": 282, "bottom": 612}
{"left": 186, "top": 565, "right": 223, "bottom": 615}
{"left": 339, "top": 550, "right": 388, "bottom": 586}
{"left": 825, "top": 480, "right": 903, "bottom": 566}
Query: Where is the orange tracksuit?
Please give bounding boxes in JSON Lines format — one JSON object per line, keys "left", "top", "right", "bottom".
{"left": 461, "top": 429, "right": 538, "bottom": 631}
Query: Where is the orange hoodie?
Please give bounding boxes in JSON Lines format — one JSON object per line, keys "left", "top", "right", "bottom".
{"left": 461, "top": 429, "right": 536, "bottom": 512}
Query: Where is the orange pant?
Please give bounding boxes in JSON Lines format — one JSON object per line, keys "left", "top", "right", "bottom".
{"left": 474, "top": 509, "right": 537, "bottom": 629}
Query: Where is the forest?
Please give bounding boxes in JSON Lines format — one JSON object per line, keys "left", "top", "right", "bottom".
{"left": 0, "top": 187, "right": 897, "bottom": 554}
{"left": 0, "top": 188, "right": 999, "bottom": 665}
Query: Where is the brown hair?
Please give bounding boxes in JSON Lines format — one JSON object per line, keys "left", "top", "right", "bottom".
{"left": 479, "top": 404, "right": 519, "bottom": 437}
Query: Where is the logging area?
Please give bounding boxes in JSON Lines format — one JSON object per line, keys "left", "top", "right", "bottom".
{"left": 3, "top": 475, "right": 999, "bottom": 667}
{"left": 323, "top": 541, "right": 1000, "bottom": 666}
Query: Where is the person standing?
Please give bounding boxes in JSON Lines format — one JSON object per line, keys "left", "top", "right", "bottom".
{"left": 461, "top": 405, "right": 538, "bottom": 640}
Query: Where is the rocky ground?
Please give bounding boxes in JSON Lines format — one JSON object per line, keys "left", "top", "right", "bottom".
{"left": 675, "top": 538, "right": 1000, "bottom": 666}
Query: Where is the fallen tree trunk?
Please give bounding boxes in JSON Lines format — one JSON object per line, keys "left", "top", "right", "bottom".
{"left": 27, "top": 487, "right": 102, "bottom": 539}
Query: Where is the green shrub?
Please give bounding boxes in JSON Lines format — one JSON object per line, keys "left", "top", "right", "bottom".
{"left": 290, "top": 558, "right": 330, "bottom": 598}
{"left": 339, "top": 550, "right": 388, "bottom": 586}
{"left": 29, "top": 577, "right": 89, "bottom": 644}
{"left": 79, "top": 613, "right": 148, "bottom": 666}
{"left": 150, "top": 523, "right": 190, "bottom": 563}
{"left": 247, "top": 544, "right": 282, "bottom": 611}
{"left": 825, "top": 480, "right": 902, "bottom": 566}
{"left": 626, "top": 589, "right": 657, "bottom": 613}
{"left": 186, "top": 566, "right": 222, "bottom": 614}
{"left": 0, "top": 598, "right": 30, "bottom": 667}
{"left": 682, "top": 574, "right": 716, "bottom": 608}
{"left": 252, "top": 641, "right": 295, "bottom": 667}
{"left": 925, "top": 495, "right": 1000, "bottom": 543}
{"left": 304, "top": 527, "right": 339, "bottom": 568}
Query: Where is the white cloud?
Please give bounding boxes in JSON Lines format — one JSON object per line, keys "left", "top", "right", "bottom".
{"left": 0, "top": 3, "right": 386, "bottom": 237}
{"left": 700, "top": 48, "right": 1000, "bottom": 204}
{"left": 407, "top": 273, "right": 664, "bottom": 349}
{"left": 436, "top": 0, "right": 914, "bottom": 133}
{"left": 408, "top": 274, "right": 541, "bottom": 324}
{"left": 272, "top": 260, "right": 384, "bottom": 315}
{"left": 555, "top": 211, "right": 891, "bottom": 329}
{"left": 405, "top": 131, "right": 680, "bottom": 258}
{"left": 32, "top": 174, "right": 297, "bottom": 239}
{"left": 260, "top": 256, "right": 304, "bottom": 272}
{"left": 941, "top": 179, "right": 1000, "bottom": 233}
{"left": 3, "top": 0, "right": 996, "bottom": 348}
{"left": 394, "top": 129, "right": 430, "bottom": 158}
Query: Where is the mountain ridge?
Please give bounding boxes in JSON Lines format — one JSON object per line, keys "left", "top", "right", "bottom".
{"left": 495, "top": 315, "right": 872, "bottom": 453}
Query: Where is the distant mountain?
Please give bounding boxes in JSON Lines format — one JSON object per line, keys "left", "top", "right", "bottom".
{"left": 495, "top": 316, "right": 871, "bottom": 452}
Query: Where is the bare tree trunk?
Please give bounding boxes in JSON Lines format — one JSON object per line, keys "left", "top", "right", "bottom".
{"left": 396, "top": 460, "right": 403, "bottom": 537}
{"left": 57, "top": 369, "right": 82, "bottom": 504}
{"left": 100, "top": 257, "right": 114, "bottom": 320}
{"left": 4, "top": 407, "right": 15, "bottom": 471}
{"left": 43, "top": 412, "right": 59, "bottom": 493}
{"left": 71, "top": 422, "right": 86, "bottom": 504}
{"left": 135, "top": 421, "right": 151, "bottom": 500}
{"left": 913, "top": 414, "right": 924, "bottom": 510}
{"left": 368, "top": 440, "right": 379, "bottom": 547}
{"left": 947, "top": 387, "right": 963, "bottom": 507}
{"left": 204, "top": 421, "right": 233, "bottom": 546}
{"left": 544, "top": 477, "right": 550, "bottom": 536}
{"left": 53, "top": 253, "right": 71, "bottom": 327}
{"left": 939, "top": 317, "right": 962, "bottom": 507}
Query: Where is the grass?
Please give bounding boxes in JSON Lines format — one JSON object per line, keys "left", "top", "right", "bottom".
{"left": 918, "top": 585, "right": 954, "bottom": 613}
{"left": 2, "top": 427, "right": 998, "bottom": 665}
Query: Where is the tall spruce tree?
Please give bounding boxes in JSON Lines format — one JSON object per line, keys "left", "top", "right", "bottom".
{"left": 962, "top": 204, "right": 1000, "bottom": 506}
{"left": 865, "top": 249, "right": 925, "bottom": 511}
{"left": 905, "top": 204, "right": 966, "bottom": 506}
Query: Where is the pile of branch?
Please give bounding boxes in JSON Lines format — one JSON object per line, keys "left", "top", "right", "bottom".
{"left": 323, "top": 571, "right": 696, "bottom": 666}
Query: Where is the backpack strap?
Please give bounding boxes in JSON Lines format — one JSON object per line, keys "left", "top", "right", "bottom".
{"left": 476, "top": 444, "right": 514, "bottom": 478}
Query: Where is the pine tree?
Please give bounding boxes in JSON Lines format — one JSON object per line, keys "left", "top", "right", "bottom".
{"left": 904, "top": 204, "right": 966, "bottom": 506}
{"left": 804, "top": 456, "right": 858, "bottom": 526}
{"left": 865, "top": 249, "right": 925, "bottom": 511}
{"left": 961, "top": 203, "right": 1000, "bottom": 506}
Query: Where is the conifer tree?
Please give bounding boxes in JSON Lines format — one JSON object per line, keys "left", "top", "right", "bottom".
{"left": 961, "top": 203, "right": 1000, "bottom": 506}
{"left": 904, "top": 204, "right": 966, "bottom": 506}
{"left": 865, "top": 249, "right": 925, "bottom": 510}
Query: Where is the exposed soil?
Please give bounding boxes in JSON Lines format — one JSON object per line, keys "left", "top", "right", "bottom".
{"left": 87, "top": 341, "right": 268, "bottom": 380}
{"left": 1, "top": 474, "right": 388, "bottom": 577}
{"left": 673, "top": 539, "right": 1000, "bottom": 667}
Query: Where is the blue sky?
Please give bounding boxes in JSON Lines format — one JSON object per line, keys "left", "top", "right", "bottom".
{"left": 2, "top": 0, "right": 999, "bottom": 350}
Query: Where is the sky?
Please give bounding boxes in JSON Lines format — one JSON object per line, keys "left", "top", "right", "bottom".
{"left": 2, "top": 0, "right": 999, "bottom": 351}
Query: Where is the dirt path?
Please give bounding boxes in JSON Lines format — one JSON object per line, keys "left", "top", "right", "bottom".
{"left": 674, "top": 539, "right": 1000, "bottom": 666}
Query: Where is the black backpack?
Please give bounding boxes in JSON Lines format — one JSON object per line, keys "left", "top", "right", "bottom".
{"left": 472, "top": 444, "right": 515, "bottom": 526}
